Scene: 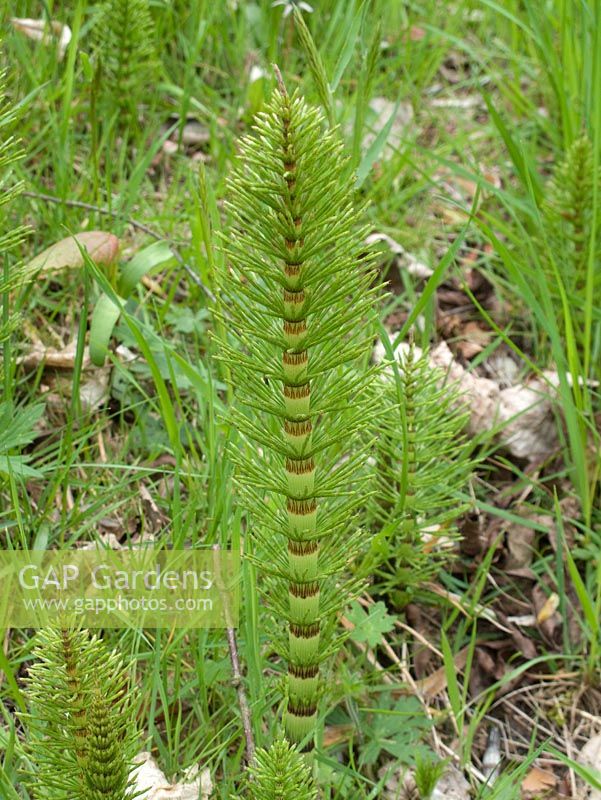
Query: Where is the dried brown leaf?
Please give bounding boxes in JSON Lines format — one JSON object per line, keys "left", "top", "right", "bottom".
{"left": 366, "top": 232, "right": 433, "bottom": 280}
{"left": 417, "top": 645, "right": 469, "bottom": 697}
{"left": 431, "top": 765, "right": 471, "bottom": 800}
{"left": 429, "top": 342, "right": 559, "bottom": 460}
{"left": 532, "top": 585, "right": 562, "bottom": 641}
{"left": 521, "top": 766, "right": 557, "bottom": 794}
{"left": 323, "top": 724, "right": 354, "bottom": 747}
{"left": 578, "top": 734, "right": 601, "bottom": 800}
{"left": 505, "top": 523, "right": 536, "bottom": 571}
{"left": 26, "top": 232, "right": 119, "bottom": 275}
{"left": 536, "top": 592, "right": 560, "bottom": 625}
{"left": 20, "top": 340, "right": 90, "bottom": 370}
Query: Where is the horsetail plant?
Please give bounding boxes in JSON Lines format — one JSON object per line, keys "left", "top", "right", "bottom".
{"left": 0, "top": 57, "right": 30, "bottom": 366}
{"left": 542, "top": 134, "right": 600, "bottom": 362}
{"left": 219, "top": 70, "right": 380, "bottom": 748}
{"left": 93, "top": 0, "right": 157, "bottom": 128}
{"left": 369, "top": 341, "right": 473, "bottom": 607}
{"left": 243, "top": 736, "right": 317, "bottom": 800}
{"left": 22, "top": 627, "right": 139, "bottom": 800}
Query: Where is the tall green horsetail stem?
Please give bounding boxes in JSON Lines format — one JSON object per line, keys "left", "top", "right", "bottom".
{"left": 221, "top": 68, "right": 379, "bottom": 748}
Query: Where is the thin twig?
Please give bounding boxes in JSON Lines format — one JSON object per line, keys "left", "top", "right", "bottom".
{"left": 22, "top": 190, "right": 218, "bottom": 304}
{"left": 212, "top": 544, "right": 255, "bottom": 763}
{"left": 227, "top": 625, "right": 256, "bottom": 763}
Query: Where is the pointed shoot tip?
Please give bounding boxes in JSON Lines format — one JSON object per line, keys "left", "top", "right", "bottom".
{"left": 272, "top": 64, "right": 288, "bottom": 97}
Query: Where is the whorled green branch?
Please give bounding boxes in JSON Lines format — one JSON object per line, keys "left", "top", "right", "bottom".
{"left": 21, "top": 627, "right": 139, "bottom": 800}
{"left": 0, "top": 56, "right": 31, "bottom": 347}
{"left": 541, "top": 134, "right": 600, "bottom": 354}
{"left": 219, "top": 70, "right": 380, "bottom": 747}
{"left": 93, "top": 0, "right": 157, "bottom": 121}
{"left": 369, "top": 342, "right": 473, "bottom": 606}
{"left": 242, "top": 736, "right": 317, "bottom": 800}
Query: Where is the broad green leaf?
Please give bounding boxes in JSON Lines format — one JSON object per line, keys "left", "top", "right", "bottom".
{"left": 118, "top": 240, "right": 173, "bottom": 297}
{"left": 347, "top": 601, "right": 395, "bottom": 647}
{"left": 89, "top": 292, "right": 124, "bottom": 367}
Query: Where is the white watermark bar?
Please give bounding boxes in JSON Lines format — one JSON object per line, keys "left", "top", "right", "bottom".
{"left": 0, "top": 548, "right": 239, "bottom": 628}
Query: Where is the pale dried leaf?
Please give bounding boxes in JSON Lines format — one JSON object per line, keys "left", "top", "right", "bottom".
{"left": 430, "top": 342, "right": 558, "bottom": 460}
{"left": 506, "top": 523, "right": 536, "bottom": 571}
{"left": 532, "top": 584, "right": 562, "bottom": 640}
{"left": 431, "top": 765, "right": 471, "bottom": 800}
{"left": 417, "top": 645, "right": 469, "bottom": 698}
{"left": 132, "top": 752, "right": 212, "bottom": 800}
{"left": 323, "top": 724, "right": 354, "bottom": 747}
{"left": 79, "top": 370, "right": 111, "bottom": 413}
{"left": 20, "top": 340, "right": 91, "bottom": 370}
{"left": 10, "top": 18, "right": 72, "bottom": 59}
{"left": 536, "top": 592, "right": 560, "bottom": 624}
{"left": 521, "top": 766, "right": 557, "bottom": 793}
{"left": 430, "top": 96, "right": 481, "bottom": 109}
{"left": 26, "top": 232, "right": 119, "bottom": 276}
{"left": 373, "top": 339, "right": 422, "bottom": 366}
{"left": 432, "top": 165, "right": 501, "bottom": 222}
{"left": 249, "top": 64, "right": 266, "bottom": 83}
{"left": 507, "top": 614, "right": 537, "bottom": 627}
{"left": 115, "top": 344, "right": 138, "bottom": 362}
{"left": 578, "top": 734, "right": 601, "bottom": 800}
{"left": 454, "top": 321, "right": 492, "bottom": 359}
{"left": 486, "top": 350, "right": 521, "bottom": 387}
{"left": 20, "top": 339, "right": 110, "bottom": 412}
{"left": 366, "top": 232, "right": 433, "bottom": 279}
{"left": 181, "top": 120, "right": 210, "bottom": 147}
{"left": 163, "top": 140, "right": 178, "bottom": 155}
{"left": 497, "top": 377, "right": 558, "bottom": 460}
